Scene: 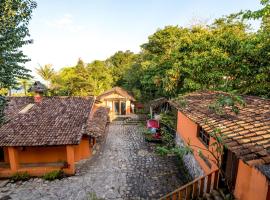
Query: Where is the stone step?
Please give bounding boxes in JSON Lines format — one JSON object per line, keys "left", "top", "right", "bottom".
{"left": 211, "top": 189, "right": 224, "bottom": 200}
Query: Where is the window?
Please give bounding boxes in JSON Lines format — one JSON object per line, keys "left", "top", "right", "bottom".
{"left": 198, "top": 127, "right": 210, "bottom": 147}
{"left": 0, "top": 148, "right": 4, "bottom": 162}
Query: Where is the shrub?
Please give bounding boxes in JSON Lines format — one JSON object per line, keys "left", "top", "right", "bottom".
{"left": 155, "top": 146, "right": 170, "bottom": 156}
{"left": 42, "top": 170, "right": 64, "bottom": 181}
{"left": 11, "top": 172, "right": 30, "bottom": 182}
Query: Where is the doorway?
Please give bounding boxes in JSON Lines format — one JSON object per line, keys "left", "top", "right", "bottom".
{"left": 114, "top": 101, "right": 120, "bottom": 115}
{"left": 121, "top": 102, "right": 126, "bottom": 115}
{"left": 0, "top": 148, "right": 4, "bottom": 162}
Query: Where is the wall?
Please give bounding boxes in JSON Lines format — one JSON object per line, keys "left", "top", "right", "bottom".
{"left": 177, "top": 111, "right": 217, "bottom": 174}
{"left": 234, "top": 160, "right": 269, "bottom": 200}
{"left": 175, "top": 134, "right": 204, "bottom": 178}
{"left": 74, "top": 135, "right": 91, "bottom": 162}
{"left": 17, "top": 146, "right": 67, "bottom": 163}
{"left": 0, "top": 136, "right": 92, "bottom": 177}
{"left": 126, "top": 100, "right": 131, "bottom": 114}
{"left": 98, "top": 92, "right": 131, "bottom": 115}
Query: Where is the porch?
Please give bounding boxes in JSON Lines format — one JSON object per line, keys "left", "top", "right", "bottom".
{"left": 0, "top": 144, "right": 89, "bottom": 177}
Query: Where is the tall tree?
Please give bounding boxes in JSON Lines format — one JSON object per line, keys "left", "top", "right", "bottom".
{"left": 36, "top": 64, "right": 55, "bottom": 88}
{"left": 0, "top": 0, "right": 37, "bottom": 89}
{"left": 0, "top": 0, "right": 36, "bottom": 124}
{"left": 106, "top": 50, "right": 136, "bottom": 85}
{"left": 18, "top": 78, "right": 31, "bottom": 96}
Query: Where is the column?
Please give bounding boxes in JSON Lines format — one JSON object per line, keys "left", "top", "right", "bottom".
{"left": 7, "top": 147, "right": 19, "bottom": 172}
{"left": 126, "top": 100, "right": 131, "bottom": 114}
{"left": 66, "top": 145, "right": 75, "bottom": 174}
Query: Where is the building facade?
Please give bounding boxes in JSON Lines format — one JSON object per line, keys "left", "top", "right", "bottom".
{"left": 96, "top": 87, "right": 135, "bottom": 115}
{"left": 169, "top": 91, "right": 270, "bottom": 200}
{"left": 0, "top": 93, "right": 109, "bottom": 177}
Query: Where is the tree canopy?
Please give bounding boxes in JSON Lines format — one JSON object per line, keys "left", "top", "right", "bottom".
{"left": 38, "top": 0, "right": 270, "bottom": 101}
{"left": 0, "top": 0, "right": 36, "bottom": 89}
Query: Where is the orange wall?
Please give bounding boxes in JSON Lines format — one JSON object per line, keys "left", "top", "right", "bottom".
{"left": 177, "top": 111, "right": 217, "bottom": 174}
{"left": 74, "top": 136, "right": 91, "bottom": 162}
{"left": 234, "top": 160, "right": 269, "bottom": 200}
{"left": 0, "top": 136, "right": 92, "bottom": 177}
{"left": 17, "top": 146, "right": 67, "bottom": 163}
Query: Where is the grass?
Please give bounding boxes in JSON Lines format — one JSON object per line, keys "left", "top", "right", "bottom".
{"left": 42, "top": 170, "right": 65, "bottom": 181}
{"left": 10, "top": 171, "right": 31, "bottom": 182}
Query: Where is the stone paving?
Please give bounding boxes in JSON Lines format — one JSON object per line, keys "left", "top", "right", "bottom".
{"left": 0, "top": 121, "right": 189, "bottom": 200}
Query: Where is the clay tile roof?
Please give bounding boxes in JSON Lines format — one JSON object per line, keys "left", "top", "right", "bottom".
{"left": 96, "top": 87, "right": 135, "bottom": 101}
{"left": 169, "top": 91, "right": 270, "bottom": 166}
{"left": 149, "top": 97, "right": 168, "bottom": 109}
{"left": 87, "top": 106, "right": 110, "bottom": 138}
{"left": 0, "top": 97, "right": 95, "bottom": 146}
{"left": 4, "top": 97, "right": 34, "bottom": 120}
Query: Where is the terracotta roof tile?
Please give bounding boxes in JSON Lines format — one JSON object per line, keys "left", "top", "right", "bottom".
{"left": 0, "top": 97, "right": 95, "bottom": 146}
{"left": 168, "top": 91, "right": 270, "bottom": 166}
{"left": 4, "top": 97, "right": 33, "bottom": 120}
{"left": 87, "top": 106, "right": 110, "bottom": 138}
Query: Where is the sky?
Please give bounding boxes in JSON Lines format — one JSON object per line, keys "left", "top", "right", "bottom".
{"left": 23, "top": 0, "right": 263, "bottom": 78}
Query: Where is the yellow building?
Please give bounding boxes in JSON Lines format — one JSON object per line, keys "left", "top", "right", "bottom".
{"left": 96, "top": 87, "right": 135, "bottom": 115}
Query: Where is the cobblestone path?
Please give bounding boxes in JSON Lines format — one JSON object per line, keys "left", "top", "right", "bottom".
{"left": 0, "top": 122, "right": 189, "bottom": 200}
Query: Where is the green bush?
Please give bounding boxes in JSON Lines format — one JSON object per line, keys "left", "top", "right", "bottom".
{"left": 11, "top": 172, "right": 30, "bottom": 182}
{"left": 42, "top": 170, "right": 64, "bottom": 181}
{"left": 155, "top": 146, "right": 170, "bottom": 156}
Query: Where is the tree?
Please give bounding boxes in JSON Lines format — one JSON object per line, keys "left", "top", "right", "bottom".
{"left": 87, "top": 60, "right": 113, "bottom": 96}
{"left": 18, "top": 78, "right": 31, "bottom": 96}
{"left": 51, "top": 59, "right": 113, "bottom": 96}
{"left": 0, "top": 0, "right": 37, "bottom": 89}
{"left": 0, "top": 0, "right": 36, "bottom": 123}
{"left": 106, "top": 50, "right": 136, "bottom": 86}
{"left": 36, "top": 64, "right": 55, "bottom": 88}
{"left": 242, "top": 0, "right": 270, "bottom": 19}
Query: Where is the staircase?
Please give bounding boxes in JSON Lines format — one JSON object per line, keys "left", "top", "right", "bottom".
{"left": 160, "top": 169, "right": 220, "bottom": 200}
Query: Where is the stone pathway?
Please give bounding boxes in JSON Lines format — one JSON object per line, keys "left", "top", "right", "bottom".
{"left": 0, "top": 122, "right": 189, "bottom": 200}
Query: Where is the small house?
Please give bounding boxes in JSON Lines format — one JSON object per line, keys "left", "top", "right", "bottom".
{"left": 96, "top": 87, "right": 135, "bottom": 115}
{"left": 169, "top": 91, "right": 270, "bottom": 200}
{"left": 0, "top": 82, "right": 109, "bottom": 177}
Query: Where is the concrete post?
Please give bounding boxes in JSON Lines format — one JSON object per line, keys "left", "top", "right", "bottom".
{"left": 7, "top": 147, "right": 19, "bottom": 172}
{"left": 66, "top": 145, "right": 75, "bottom": 174}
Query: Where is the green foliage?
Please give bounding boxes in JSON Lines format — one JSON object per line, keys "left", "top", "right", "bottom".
{"left": 116, "top": 14, "right": 270, "bottom": 100}
{"left": 160, "top": 127, "right": 175, "bottom": 149}
{"left": 174, "top": 95, "right": 187, "bottom": 108}
{"left": 36, "top": 64, "right": 55, "bottom": 88}
{"left": 155, "top": 146, "right": 170, "bottom": 156}
{"left": 143, "top": 128, "right": 152, "bottom": 136}
{"left": 160, "top": 112, "right": 177, "bottom": 130}
{"left": 242, "top": 0, "right": 270, "bottom": 19}
{"left": 0, "top": 0, "right": 36, "bottom": 89}
{"left": 209, "top": 94, "right": 245, "bottom": 115}
{"left": 51, "top": 59, "right": 113, "bottom": 96}
{"left": 0, "top": 96, "right": 7, "bottom": 125}
{"left": 42, "top": 170, "right": 64, "bottom": 181}
{"left": 11, "top": 172, "right": 31, "bottom": 182}
{"left": 106, "top": 50, "right": 137, "bottom": 86}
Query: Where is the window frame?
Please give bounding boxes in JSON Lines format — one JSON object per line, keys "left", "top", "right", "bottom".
{"left": 198, "top": 127, "right": 210, "bottom": 147}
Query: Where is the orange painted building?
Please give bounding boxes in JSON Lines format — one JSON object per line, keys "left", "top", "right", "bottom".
{"left": 169, "top": 91, "right": 270, "bottom": 200}
{"left": 0, "top": 89, "right": 109, "bottom": 177}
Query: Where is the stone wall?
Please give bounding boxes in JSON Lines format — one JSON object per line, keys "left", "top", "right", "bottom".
{"left": 175, "top": 134, "right": 204, "bottom": 179}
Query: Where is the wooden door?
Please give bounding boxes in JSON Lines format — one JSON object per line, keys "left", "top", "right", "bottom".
{"left": 221, "top": 149, "right": 239, "bottom": 190}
